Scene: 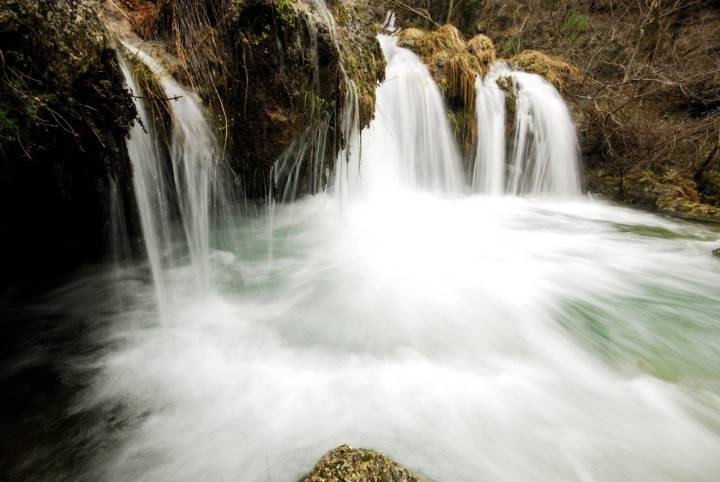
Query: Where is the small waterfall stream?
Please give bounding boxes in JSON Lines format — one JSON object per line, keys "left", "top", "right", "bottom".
{"left": 472, "top": 63, "right": 507, "bottom": 194}
{"left": 353, "top": 35, "right": 464, "bottom": 193}
{"left": 118, "top": 56, "right": 172, "bottom": 316}
{"left": 118, "top": 44, "right": 228, "bottom": 315}
{"left": 473, "top": 63, "right": 582, "bottom": 196}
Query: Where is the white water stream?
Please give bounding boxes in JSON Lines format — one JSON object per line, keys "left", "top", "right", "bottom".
{"left": 118, "top": 44, "right": 229, "bottom": 315}
{"left": 473, "top": 63, "right": 582, "bottom": 196}
{"left": 24, "top": 31, "right": 720, "bottom": 482}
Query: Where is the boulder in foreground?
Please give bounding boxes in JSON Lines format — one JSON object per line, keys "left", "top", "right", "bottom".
{"left": 300, "top": 444, "right": 421, "bottom": 482}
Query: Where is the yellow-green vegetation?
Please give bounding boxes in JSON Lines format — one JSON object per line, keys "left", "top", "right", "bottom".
{"left": 636, "top": 169, "right": 720, "bottom": 222}
{"left": 508, "top": 50, "right": 580, "bottom": 94}
{"left": 300, "top": 445, "right": 421, "bottom": 482}
{"left": 588, "top": 168, "right": 720, "bottom": 223}
{"left": 560, "top": 11, "right": 589, "bottom": 39}
{"left": 276, "top": 0, "right": 296, "bottom": 27}
{"left": 468, "top": 34, "right": 496, "bottom": 67}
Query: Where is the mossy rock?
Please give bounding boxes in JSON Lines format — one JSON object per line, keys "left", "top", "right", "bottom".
{"left": 587, "top": 167, "right": 720, "bottom": 223}
{"left": 398, "top": 24, "right": 496, "bottom": 102}
{"left": 508, "top": 50, "right": 580, "bottom": 94}
{"left": 148, "top": 0, "right": 384, "bottom": 198}
{"left": 300, "top": 445, "right": 421, "bottom": 482}
{"left": 0, "top": 0, "right": 135, "bottom": 286}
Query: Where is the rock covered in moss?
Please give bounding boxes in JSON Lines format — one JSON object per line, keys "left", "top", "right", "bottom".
{"left": 139, "top": 0, "right": 384, "bottom": 199}
{"left": 0, "top": 0, "right": 135, "bottom": 287}
{"left": 713, "top": 248, "right": 720, "bottom": 259}
{"left": 468, "top": 34, "right": 496, "bottom": 66}
{"left": 0, "top": 0, "right": 107, "bottom": 83}
{"left": 508, "top": 50, "right": 580, "bottom": 94}
{"left": 300, "top": 445, "right": 421, "bottom": 482}
{"left": 587, "top": 168, "right": 720, "bottom": 223}
{"left": 327, "top": 0, "right": 386, "bottom": 127}
{"left": 398, "top": 25, "right": 496, "bottom": 105}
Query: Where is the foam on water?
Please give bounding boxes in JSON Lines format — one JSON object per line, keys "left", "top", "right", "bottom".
{"left": 64, "top": 194, "right": 720, "bottom": 482}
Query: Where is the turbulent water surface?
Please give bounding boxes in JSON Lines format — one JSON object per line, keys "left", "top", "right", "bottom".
{"left": 28, "top": 194, "right": 720, "bottom": 481}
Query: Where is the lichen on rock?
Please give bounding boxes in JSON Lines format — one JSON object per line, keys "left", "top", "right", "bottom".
{"left": 300, "top": 444, "right": 422, "bottom": 482}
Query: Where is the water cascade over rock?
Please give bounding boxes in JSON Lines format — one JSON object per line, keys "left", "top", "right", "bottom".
{"left": 118, "top": 44, "right": 230, "bottom": 316}
{"left": 340, "top": 31, "right": 581, "bottom": 199}
{"left": 344, "top": 34, "right": 465, "bottom": 194}
{"left": 473, "top": 63, "right": 582, "bottom": 196}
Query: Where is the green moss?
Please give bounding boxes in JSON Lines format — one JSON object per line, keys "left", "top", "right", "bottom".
{"left": 276, "top": 0, "right": 295, "bottom": 27}
{"left": 561, "top": 11, "right": 589, "bottom": 39}
{"left": 501, "top": 35, "right": 521, "bottom": 56}
{"left": 0, "top": 109, "right": 18, "bottom": 133}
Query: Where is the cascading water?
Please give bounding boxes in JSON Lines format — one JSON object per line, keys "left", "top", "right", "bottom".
{"left": 118, "top": 56, "right": 173, "bottom": 316}
{"left": 473, "top": 63, "right": 582, "bottom": 196}
{"left": 349, "top": 35, "right": 464, "bottom": 194}
{"left": 473, "top": 63, "right": 508, "bottom": 194}
{"left": 118, "top": 44, "right": 227, "bottom": 313}
{"left": 13, "top": 19, "right": 720, "bottom": 482}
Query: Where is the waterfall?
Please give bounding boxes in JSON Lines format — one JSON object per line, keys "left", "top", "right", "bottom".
{"left": 350, "top": 35, "right": 464, "bottom": 194}
{"left": 118, "top": 56, "right": 172, "bottom": 317}
{"left": 472, "top": 64, "right": 508, "bottom": 195}
{"left": 473, "top": 64, "right": 582, "bottom": 196}
{"left": 118, "top": 44, "right": 226, "bottom": 314}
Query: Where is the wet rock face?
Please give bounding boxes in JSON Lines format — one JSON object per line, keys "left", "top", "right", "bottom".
{"left": 222, "top": 0, "right": 385, "bottom": 199}
{"left": 0, "top": 0, "right": 135, "bottom": 288}
{"left": 300, "top": 445, "right": 421, "bottom": 482}
{"left": 143, "top": 0, "right": 385, "bottom": 199}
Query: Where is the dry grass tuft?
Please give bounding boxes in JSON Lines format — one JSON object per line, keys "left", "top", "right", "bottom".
{"left": 468, "top": 34, "right": 496, "bottom": 66}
